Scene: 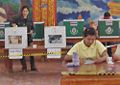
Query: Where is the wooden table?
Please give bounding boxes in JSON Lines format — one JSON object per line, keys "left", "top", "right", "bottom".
{"left": 1, "top": 37, "right": 120, "bottom": 48}
{"left": 0, "top": 47, "right": 70, "bottom": 72}
{"left": 61, "top": 63, "right": 120, "bottom": 85}
{"left": 0, "top": 37, "right": 119, "bottom": 72}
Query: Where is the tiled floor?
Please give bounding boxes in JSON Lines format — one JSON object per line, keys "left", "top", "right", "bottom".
{"left": 0, "top": 59, "right": 64, "bottom": 85}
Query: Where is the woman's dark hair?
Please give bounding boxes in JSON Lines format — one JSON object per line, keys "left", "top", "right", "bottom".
{"left": 20, "top": 5, "right": 30, "bottom": 16}
{"left": 83, "top": 27, "right": 96, "bottom": 37}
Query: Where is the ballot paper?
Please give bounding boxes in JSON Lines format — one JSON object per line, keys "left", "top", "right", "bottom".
{"left": 84, "top": 59, "right": 95, "bottom": 64}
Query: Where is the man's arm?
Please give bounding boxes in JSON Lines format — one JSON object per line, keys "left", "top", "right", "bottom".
{"left": 63, "top": 55, "right": 72, "bottom": 64}
{"left": 112, "top": 45, "right": 120, "bottom": 61}
{"left": 94, "top": 50, "right": 108, "bottom": 63}
{"left": 113, "top": 54, "right": 120, "bottom": 61}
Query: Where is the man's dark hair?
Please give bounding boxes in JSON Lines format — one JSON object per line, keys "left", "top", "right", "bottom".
{"left": 104, "top": 12, "right": 111, "bottom": 18}
{"left": 83, "top": 27, "right": 96, "bottom": 37}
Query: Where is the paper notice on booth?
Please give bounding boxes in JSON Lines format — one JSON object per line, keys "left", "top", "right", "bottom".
{"left": 47, "top": 48, "right": 61, "bottom": 58}
{"left": 8, "top": 49, "right": 23, "bottom": 59}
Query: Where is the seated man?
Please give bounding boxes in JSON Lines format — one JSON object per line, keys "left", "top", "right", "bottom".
{"left": 113, "top": 44, "right": 120, "bottom": 61}
{"left": 63, "top": 27, "right": 109, "bottom": 64}
{"left": 103, "top": 12, "right": 112, "bottom": 57}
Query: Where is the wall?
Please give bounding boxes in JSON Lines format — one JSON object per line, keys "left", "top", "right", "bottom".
{"left": 57, "top": 0, "right": 120, "bottom": 25}
{"left": 0, "top": 0, "right": 120, "bottom": 26}
{"left": 32, "top": 0, "right": 56, "bottom": 26}
{"left": 0, "top": 0, "right": 32, "bottom": 21}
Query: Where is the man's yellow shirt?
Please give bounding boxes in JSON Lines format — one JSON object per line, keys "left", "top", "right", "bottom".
{"left": 67, "top": 40, "right": 106, "bottom": 59}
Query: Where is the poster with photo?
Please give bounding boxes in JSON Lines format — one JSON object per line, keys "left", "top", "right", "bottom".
{"left": 44, "top": 26, "right": 66, "bottom": 48}
{"left": 5, "top": 27, "right": 28, "bottom": 48}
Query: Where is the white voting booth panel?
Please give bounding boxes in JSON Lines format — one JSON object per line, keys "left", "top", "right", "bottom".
{"left": 5, "top": 27, "right": 28, "bottom": 59}
{"left": 44, "top": 26, "right": 66, "bottom": 48}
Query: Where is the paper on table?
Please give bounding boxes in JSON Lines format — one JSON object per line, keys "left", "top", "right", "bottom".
{"left": 84, "top": 59, "right": 95, "bottom": 64}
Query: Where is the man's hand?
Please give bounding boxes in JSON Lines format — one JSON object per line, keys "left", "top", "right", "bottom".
{"left": 94, "top": 57, "right": 105, "bottom": 64}
{"left": 94, "top": 50, "right": 108, "bottom": 64}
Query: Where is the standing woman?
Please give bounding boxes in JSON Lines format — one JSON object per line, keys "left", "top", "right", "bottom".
{"left": 12, "top": 6, "right": 37, "bottom": 72}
